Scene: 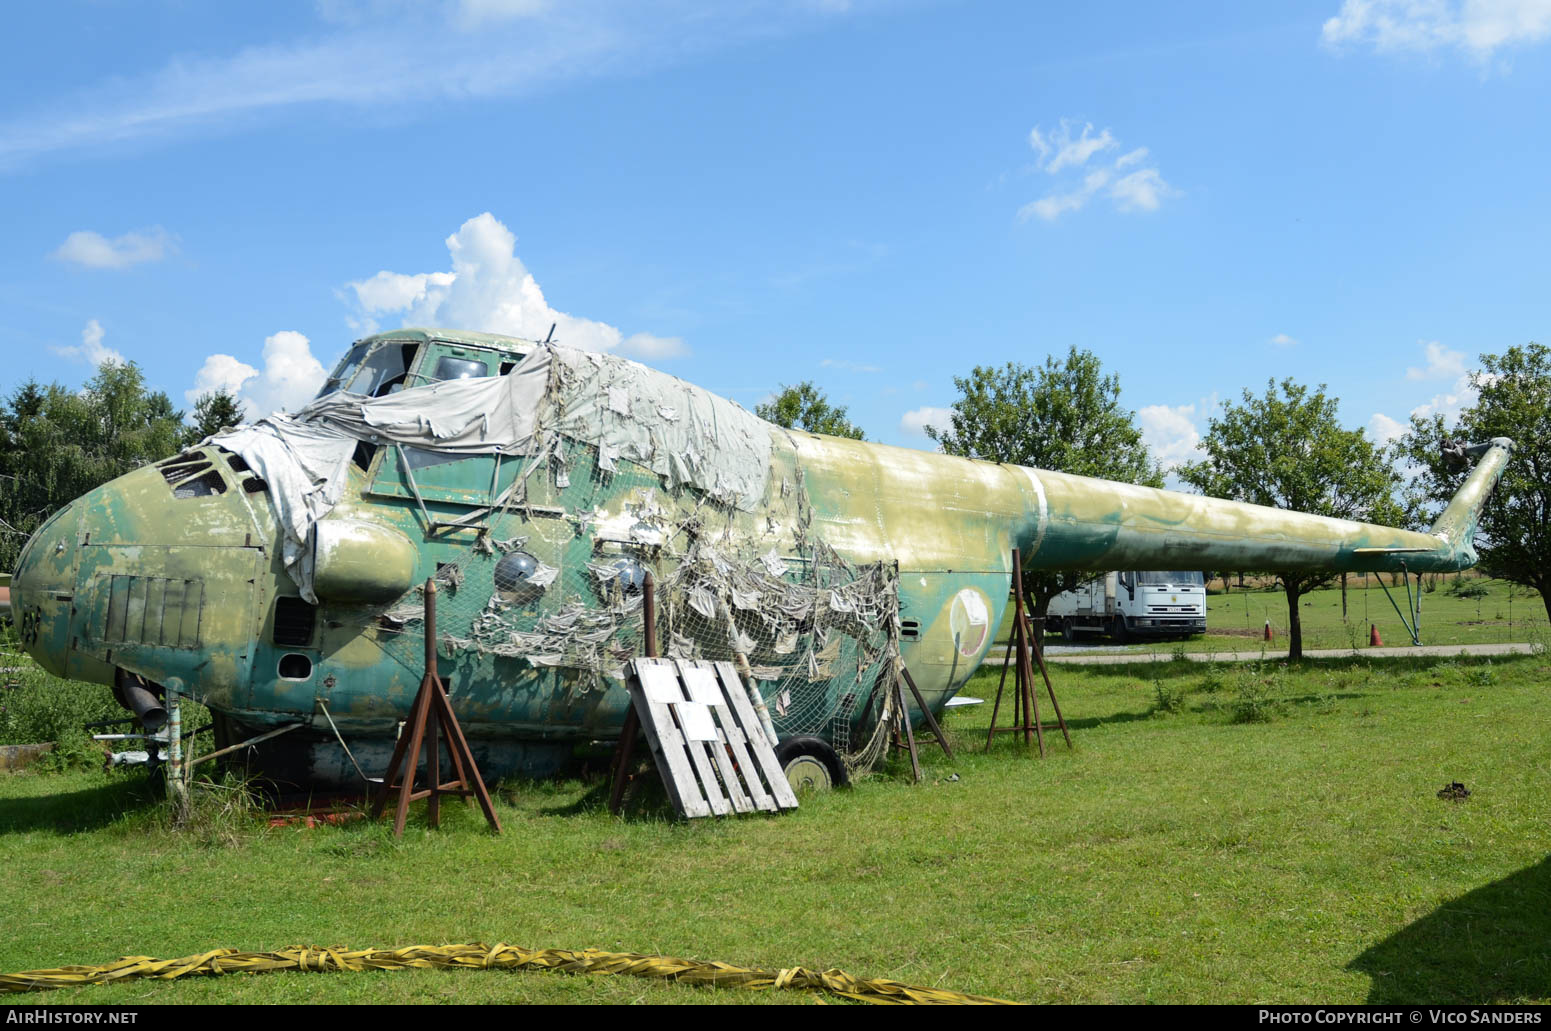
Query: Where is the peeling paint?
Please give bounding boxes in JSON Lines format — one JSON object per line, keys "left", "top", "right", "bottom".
{"left": 8, "top": 328, "right": 1512, "bottom": 788}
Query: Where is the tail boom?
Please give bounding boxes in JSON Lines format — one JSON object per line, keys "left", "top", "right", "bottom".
{"left": 1014, "top": 439, "right": 1512, "bottom": 576}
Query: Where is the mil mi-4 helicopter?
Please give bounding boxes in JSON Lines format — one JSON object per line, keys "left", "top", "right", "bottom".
{"left": 8, "top": 328, "right": 1512, "bottom": 791}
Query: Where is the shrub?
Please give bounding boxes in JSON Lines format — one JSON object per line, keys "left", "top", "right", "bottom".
{"left": 1231, "top": 674, "right": 1281, "bottom": 724}
{"left": 1463, "top": 662, "right": 1496, "bottom": 688}
{"left": 1154, "top": 680, "right": 1189, "bottom": 715}
{"left": 1447, "top": 578, "right": 1489, "bottom": 600}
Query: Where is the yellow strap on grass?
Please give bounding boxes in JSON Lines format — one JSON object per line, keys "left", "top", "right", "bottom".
{"left": 0, "top": 944, "right": 1017, "bottom": 1005}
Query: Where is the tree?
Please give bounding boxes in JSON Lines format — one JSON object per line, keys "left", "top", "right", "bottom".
{"left": 1178, "top": 379, "right": 1400, "bottom": 660}
{"left": 927, "top": 347, "right": 1163, "bottom": 621}
{"left": 0, "top": 362, "right": 184, "bottom": 570}
{"left": 756, "top": 381, "right": 865, "bottom": 439}
{"left": 185, "top": 388, "right": 245, "bottom": 446}
{"left": 1395, "top": 342, "right": 1551, "bottom": 624}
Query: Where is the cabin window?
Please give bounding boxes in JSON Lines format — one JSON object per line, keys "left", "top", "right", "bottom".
{"left": 161, "top": 458, "right": 228, "bottom": 499}
{"left": 351, "top": 441, "right": 379, "bottom": 472}
{"left": 273, "top": 597, "right": 316, "bottom": 647}
{"left": 369, "top": 440, "right": 527, "bottom": 508}
{"left": 278, "top": 653, "right": 313, "bottom": 680}
{"left": 431, "top": 356, "right": 489, "bottom": 382}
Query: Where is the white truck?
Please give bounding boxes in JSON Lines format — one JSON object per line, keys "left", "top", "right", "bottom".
{"left": 1045, "top": 571, "right": 1207, "bottom": 642}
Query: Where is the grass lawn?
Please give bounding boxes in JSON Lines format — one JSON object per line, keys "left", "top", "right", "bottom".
{"left": 1006, "top": 578, "right": 1550, "bottom": 658}
{"left": 2, "top": 650, "right": 1549, "bottom": 1004}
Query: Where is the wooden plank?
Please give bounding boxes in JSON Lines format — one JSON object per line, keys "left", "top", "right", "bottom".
{"left": 675, "top": 699, "right": 731, "bottom": 817}
{"left": 688, "top": 663, "right": 769, "bottom": 812}
{"left": 713, "top": 661, "right": 799, "bottom": 810}
{"left": 630, "top": 659, "right": 711, "bottom": 818}
{"left": 678, "top": 662, "right": 754, "bottom": 814}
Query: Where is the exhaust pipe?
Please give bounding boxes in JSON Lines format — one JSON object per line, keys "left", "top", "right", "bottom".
{"left": 114, "top": 670, "right": 168, "bottom": 732}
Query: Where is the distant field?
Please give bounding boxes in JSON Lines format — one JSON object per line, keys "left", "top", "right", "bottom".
{"left": 2, "top": 649, "right": 1549, "bottom": 1004}
{"left": 999, "top": 577, "right": 1550, "bottom": 658}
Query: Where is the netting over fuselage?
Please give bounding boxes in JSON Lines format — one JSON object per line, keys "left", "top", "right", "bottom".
{"left": 367, "top": 437, "right": 902, "bottom": 776}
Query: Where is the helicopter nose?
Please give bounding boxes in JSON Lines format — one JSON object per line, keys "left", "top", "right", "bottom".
{"left": 10, "top": 499, "right": 81, "bottom": 678}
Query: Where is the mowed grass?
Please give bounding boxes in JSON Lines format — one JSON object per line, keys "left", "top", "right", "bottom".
{"left": 2, "top": 651, "right": 1550, "bottom": 1005}
{"left": 1010, "top": 577, "right": 1550, "bottom": 657}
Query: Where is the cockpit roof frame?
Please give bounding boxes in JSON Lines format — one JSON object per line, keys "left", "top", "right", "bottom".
{"left": 352, "top": 327, "right": 543, "bottom": 353}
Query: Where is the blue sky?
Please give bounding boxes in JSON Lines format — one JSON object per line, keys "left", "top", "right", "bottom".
{"left": 3, "top": 0, "right": 1549, "bottom": 471}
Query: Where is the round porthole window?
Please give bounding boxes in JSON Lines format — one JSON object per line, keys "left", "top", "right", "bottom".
{"left": 611, "top": 557, "right": 647, "bottom": 595}
{"left": 494, "top": 550, "right": 547, "bottom": 605}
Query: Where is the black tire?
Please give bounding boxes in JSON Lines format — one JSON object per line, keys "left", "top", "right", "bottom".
{"left": 1112, "top": 617, "right": 1130, "bottom": 643}
{"left": 775, "top": 735, "right": 848, "bottom": 792}
{"left": 1061, "top": 618, "right": 1077, "bottom": 643}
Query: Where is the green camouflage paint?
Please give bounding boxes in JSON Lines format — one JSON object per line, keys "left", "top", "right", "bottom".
{"left": 9, "top": 330, "right": 1512, "bottom": 787}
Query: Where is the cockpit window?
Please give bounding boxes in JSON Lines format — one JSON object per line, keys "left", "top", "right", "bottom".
{"left": 432, "top": 356, "right": 489, "bottom": 382}
{"left": 315, "top": 342, "right": 419, "bottom": 400}
{"left": 160, "top": 457, "right": 227, "bottom": 499}
{"left": 317, "top": 344, "right": 369, "bottom": 397}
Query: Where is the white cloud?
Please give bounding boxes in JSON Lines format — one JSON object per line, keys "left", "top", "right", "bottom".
{"left": 821, "top": 358, "right": 881, "bottom": 373}
{"left": 346, "top": 271, "right": 455, "bottom": 328}
{"left": 51, "top": 319, "right": 126, "bottom": 367}
{"left": 455, "top": 0, "right": 549, "bottom": 26}
{"left": 51, "top": 227, "right": 176, "bottom": 269}
{"left": 1368, "top": 411, "right": 1409, "bottom": 444}
{"left": 1370, "top": 339, "right": 1481, "bottom": 440}
{"left": 1029, "top": 120, "right": 1117, "bottom": 174}
{"left": 1109, "top": 168, "right": 1172, "bottom": 212}
{"left": 1322, "top": 0, "right": 1551, "bottom": 60}
{"left": 1138, "top": 403, "right": 1204, "bottom": 471}
{"left": 187, "top": 330, "right": 328, "bottom": 418}
{"left": 344, "top": 212, "right": 686, "bottom": 359}
{"left": 0, "top": 4, "right": 877, "bottom": 169}
{"left": 1018, "top": 123, "right": 1174, "bottom": 222}
{"left": 1405, "top": 340, "right": 1467, "bottom": 380}
{"left": 1270, "top": 333, "right": 1299, "bottom": 347}
{"left": 1114, "top": 147, "right": 1149, "bottom": 170}
{"left": 1409, "top": 380, "right": 1479, "bottom": 424}
{"left": 900, "top": 405, "right": 953, "bottom": 438}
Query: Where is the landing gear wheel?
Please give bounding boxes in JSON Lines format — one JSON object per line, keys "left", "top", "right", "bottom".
{"left": 775, "top": 736, "right": 847, "bottom": 793}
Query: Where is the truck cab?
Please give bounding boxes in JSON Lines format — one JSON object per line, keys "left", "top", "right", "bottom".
{"left": 1046, "top": 570, "right": 1207, "bottom": 642}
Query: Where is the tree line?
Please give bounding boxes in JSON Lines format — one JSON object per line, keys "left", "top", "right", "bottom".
{"left": 2, "top": 347, "right": 1546, "bottom": 661}
{"left": 0, "top": 361, "right": 241, "bottom": 571}
{"left": 761, "top": 342, "right": 1551, "bottom": 658}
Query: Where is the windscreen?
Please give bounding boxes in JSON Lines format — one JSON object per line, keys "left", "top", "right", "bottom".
{"left": 1136, "top": 571, "right": 1204, "bottom": 586}
{"left": 315, "top": 342, "right": 419, "bottom": 399}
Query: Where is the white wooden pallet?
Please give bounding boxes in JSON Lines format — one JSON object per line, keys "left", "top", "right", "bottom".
{"left": 626, "top": 658, "right": 800, "bottom": 818}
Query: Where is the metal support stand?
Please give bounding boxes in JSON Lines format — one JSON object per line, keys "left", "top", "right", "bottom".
{"left": 985, "top": 548, "right": 1072, "bottom": 757}
{"left": 608, "top": 572, "right": 655, "bottom": 815}
{"left": 1376, "top": 561, "right": 1424, "bottom": 646}
{"left": 371, "top": 578, "right": 502, "bottom": 837}
{"left": 888, "top": 664, "right": 954, "bottom": 782}
{"left": 166, "top": 689, "right": 188, "bottom": 820}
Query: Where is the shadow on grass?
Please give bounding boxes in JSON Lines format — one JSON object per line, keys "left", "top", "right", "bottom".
{"left": 0, "top": 774, "right": 157, "bottom": 835}
{"left": 1349, "top": 855, "right": 1551, "bottom": 1004}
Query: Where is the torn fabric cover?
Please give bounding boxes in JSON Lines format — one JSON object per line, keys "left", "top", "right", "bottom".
{"left": 209, "top": 339, "right": 773, "bottom": 601}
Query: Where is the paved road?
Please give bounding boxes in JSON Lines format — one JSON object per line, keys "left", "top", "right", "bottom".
{"left": 984, "top": 642, "right": 1541, "bottom": 666}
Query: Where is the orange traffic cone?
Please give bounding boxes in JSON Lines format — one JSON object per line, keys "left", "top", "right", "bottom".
{"left": 1369, "top": 623, "right": 1382, "bottom": 647}
{"left": 1263, "top": 620, "right": 1273, "bottom": 642}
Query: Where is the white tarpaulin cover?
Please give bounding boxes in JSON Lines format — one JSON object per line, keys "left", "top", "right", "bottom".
{"left": 211, "top": 339, "right": 774, "bottom": 601}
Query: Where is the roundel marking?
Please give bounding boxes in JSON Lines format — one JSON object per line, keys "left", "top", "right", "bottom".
{"left": 948, "top": 587, "right": 991, "bottom": 659}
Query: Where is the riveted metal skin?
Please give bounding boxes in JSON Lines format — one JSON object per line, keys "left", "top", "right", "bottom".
{"left": 9, "top": 329, "right": 1512, "bottom": 788}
